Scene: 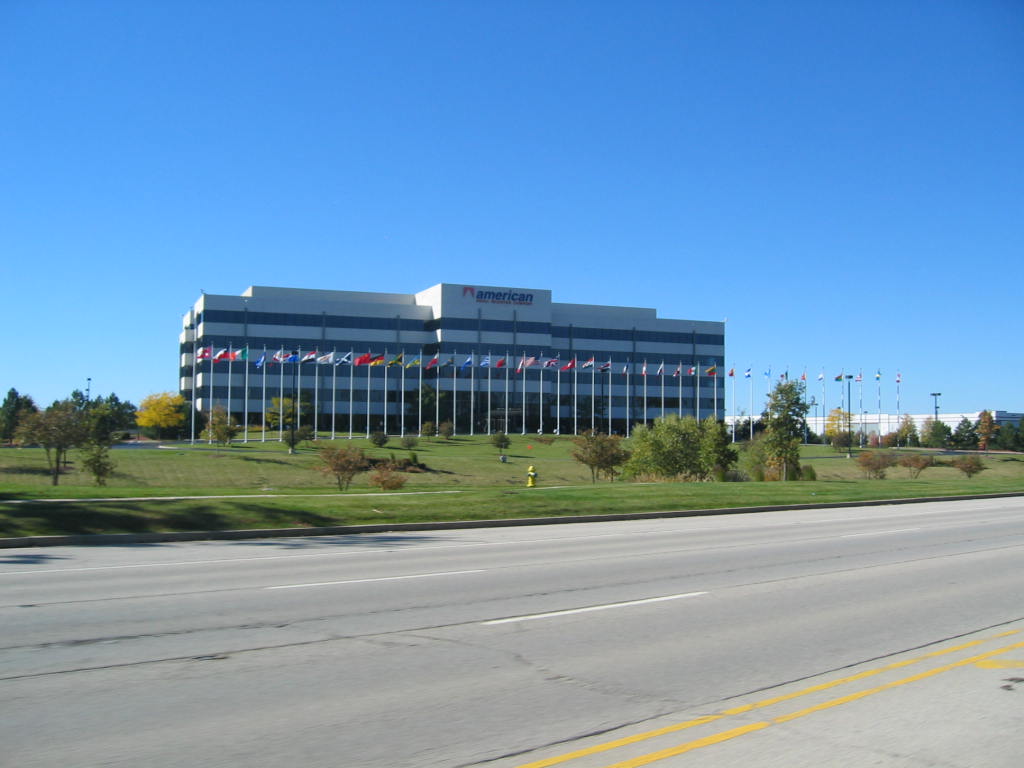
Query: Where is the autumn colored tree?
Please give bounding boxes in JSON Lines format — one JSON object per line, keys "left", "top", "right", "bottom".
{"left": 898, "top": 453, "right": 933, "bottom": 478}
{"left": 896, "top": 414, "right": 919, "bottom": 447}
{"left": 318, "top": 445, "right": 368, "bottom": 490}
{"left": 824, "top": 407, "right": 853, "bottom": 451}
{"left": 951, "top": 455, "right": 985, "bottom": 478}
{"left": 136, "top": 392, "right": 187, "bottom": 439}
{"left": 975, "top": 410, "right": 996, "bottom": 451}
{"left": 571, "top": 430, "right": 631, "bottom": 482}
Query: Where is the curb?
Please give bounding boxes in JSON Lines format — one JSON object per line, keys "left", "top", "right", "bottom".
{"left": 2, "top": 491, "right": 1022, "bottom": 548}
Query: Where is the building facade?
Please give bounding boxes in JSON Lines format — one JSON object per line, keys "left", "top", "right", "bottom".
{"left": 179, "top": 284, "right": 726, "bottom": 437}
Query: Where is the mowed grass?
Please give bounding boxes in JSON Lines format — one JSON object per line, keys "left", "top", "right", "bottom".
{"left": 2, "top": 436, "right": 1023, "bottom": 537}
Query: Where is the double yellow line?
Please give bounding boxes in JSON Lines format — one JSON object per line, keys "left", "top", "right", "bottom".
{"left": 514, "top": 630, "right": 1023, "bottom": 768}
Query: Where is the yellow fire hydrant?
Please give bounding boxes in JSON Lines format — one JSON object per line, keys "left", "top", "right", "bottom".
{"left": 526, "top": 465, "right": 537, "bottom": 488}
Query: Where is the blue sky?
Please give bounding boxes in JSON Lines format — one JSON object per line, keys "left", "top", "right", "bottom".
{"left": 3, "top": 1, "right": 1021, "bottom": 419}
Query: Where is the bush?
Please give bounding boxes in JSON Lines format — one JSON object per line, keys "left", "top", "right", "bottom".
{"left": 80, "top": 442, "right": 116, "bottom": 486}
{"left": 898, "top": 453, "right": 933, "bottom": 478}
{"left": 317, "top": 445, "right": 368, "bottom": 491}
{"left": 800, "top": 464, "right": 817, "bottom": 481}
{"left": 400, "top": 434, "right": 418, "bottom": 450}
{"left": 369, "top": 431, "right": 388, "bottom": 448}
{"left": 856, "top": 451, "right": 897, "bottom": 479}
{"left": 490, "top": 431, "right": 511, "bottom": 452}
{"left": 438, "top": 421, "right": 455, "bottom": 440}
{"left": 369, "top": 466, "right": 407, "bottom": 491}
{"left": 951, "top": 455, "right": 986, "bottom": 478}
{"left": 421, "top": 421, "right": 437, "bottom": 438}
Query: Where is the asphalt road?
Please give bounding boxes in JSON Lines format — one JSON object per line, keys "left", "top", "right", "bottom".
{"left": 2, "top": 497, "right": 1023, "bottom": 767}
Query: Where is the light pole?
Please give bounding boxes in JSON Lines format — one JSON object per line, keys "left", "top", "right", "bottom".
{"left": 930, "top": 392, "right": 941, "bottom": 420}
{"left": 846, "top": 375, "right": 854, "bottom": 458}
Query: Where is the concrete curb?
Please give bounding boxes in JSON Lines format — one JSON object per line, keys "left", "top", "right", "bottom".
{"left": 2, "top": 491, "right": 1022, "bottom": 548}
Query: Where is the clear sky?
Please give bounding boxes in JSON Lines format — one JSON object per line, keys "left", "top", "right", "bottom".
{"left": 3, "top": 1, "right": 1021, "bottom": 419}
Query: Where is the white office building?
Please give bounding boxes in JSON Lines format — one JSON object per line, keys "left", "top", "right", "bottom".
{"left": 179, "top": 283, "right": 726, "bottom": 437}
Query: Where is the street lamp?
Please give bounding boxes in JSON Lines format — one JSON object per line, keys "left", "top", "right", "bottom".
{"left": 930, "top": 392, "right": 942, "bottom": 420}
{"left": 846, "top": 375, "right": 854, "bottom": 458}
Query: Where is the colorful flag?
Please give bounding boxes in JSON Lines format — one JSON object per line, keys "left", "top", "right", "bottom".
{"left": 425, "top": 354, "right": 440, "bottom": 370}
{"left": 405, "top": 357, "right": 421, "bottom": 368}
{"left": 316, "top": 351, "right": 336, "bottom": 365}
{"left": 560, "top": 358, "right": 576, "bottom": 371}
{"left": 495, "top": 357, "right": 506, "bottom": 368}
{"left": 440, "top": 356, "right": 455, "bottom": 367}
{"left": 728, "top": 368, "right": 735, "bottom": 377}
{"left": 834, "top": 372, "right": 844, "bottom": 381}
{"left": 689, "top": 366, "right": 697, "bottom": 376}
{"left": 387, "top": 353, "right": 404, "bottom": 367}
{"left": 272, "top": 349, "right": 289, "bottom": 363}
{"left": 817, "top": 371, "right": 825, "bottom": 381}
{"left": 744, "top": 368, "right": 751, "bottom": 378}
{"left": 673, "top": 363, "right": 681, "bottom": 378}
{"left": 336, "top": 351, "right": 353, "bottom": 365}
{"left": 461, "top": 355, "right": 473, "bottom": 370}
{"left": 544, "top": 356, "right": 559, "bottom": 368}
{"left": 196, "top": 346, "right": 212, "bottom": 360}
{"left": 622, "top": 363, "right": 629, "bottom": 375}
{"left": 599, "top": 360, "right": 611, "bottom": 371}
{"left": 656, "top": 361, "right": 664, "bottom": 376}
{"left": 581, "top": 357, "right": 595, "bottom": 369}
{"left": 875, "top": 370, "right": 881, "bottom": 381}
{"left": 641, "top": 361, "right": 648, "bottom": 376}
{"left": 369, "top": 354, "right": 386, "bottom": 366}
{"left": 706, "top": 365, "right": 717, "bottom": 376}
{"left": 354, "top": 352, "right": 373, "bottom": 366}
{"left": 213, "top": 348, "right": 230, "bottom": 362}
{"left": 896, "top": 372, "right": 902, "bottom": 383}
{"left": 255, "top": 352, "right": 267, "bottom": 368}
{"left": 480, "top": 356, "right": 491, "bottom": 367}
{"left": 300, "top": 350, "right": 318, "bottom": 363}
{"left": 800, "top": 371, "right": 807, "bottom": 381}
{"left": 523, "top": 356, "right": 537, "bottom": 368}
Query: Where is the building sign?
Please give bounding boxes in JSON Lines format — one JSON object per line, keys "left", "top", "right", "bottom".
{"left": 462, "top": 286, "right": 534, "bottom": 305}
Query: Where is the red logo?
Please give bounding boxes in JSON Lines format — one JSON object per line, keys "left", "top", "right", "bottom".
{"left": 462, "top": 286, "right": 476, "bottom": 298}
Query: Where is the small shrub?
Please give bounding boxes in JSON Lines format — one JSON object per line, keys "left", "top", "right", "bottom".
{"left": 723, "top": 469, "right": 749, "bottom": 482}
{"left": 490, "top": 431, "right": 511, "bottom": 452}
{"left": 898, "top": 453, "right": 933, "bottom": 478}
{"left": 438, "top": 421, "right": 455, "bottom": 440}
{"left": 400, "top": 434, "right": 418, "bottom": 450}
{"left": 951, "top": 455, "right": 986, "bottom": 478}
{"left": 370, "top": 466, "right": 407, "bottom": 491}
{"left": 80, "top": 442, "right": 115, "bottom": 486}
{"left": 800, "top": 464, "right": 817, "bottom": 481}
{"left": 856, "top": 451, "right": 897, "bottom": 479}
{"left": 369, "top": 431, "right": 388, "bottom": 448}
{"left": 421, "top": 421, "right": 437, "bottom": 438}
{"left": 535, "top": 435, "right": 557, "bottom": 445}
{"left": 317, "top": 445, "right": 368, "bottom": 490}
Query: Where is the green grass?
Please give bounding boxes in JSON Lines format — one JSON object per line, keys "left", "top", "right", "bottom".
{"left": 2, "top": 436, "right": 1022, "bottom": 538}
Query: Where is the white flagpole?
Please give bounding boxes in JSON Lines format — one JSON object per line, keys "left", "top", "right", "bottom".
{"left": 695, "top": 364, "right": 700, "bottom": 421}
{"left": 713, "top": 368, "right": 718, "bottom": 421}
{"left": 556, "top": 365, "right": 561, "bottom": 435}
{"left": 434, "top": 356, "right": 440, "bottom": 435}
{"left": 242, "top": 346, "right": 249, "bottom": 443}
{"left": 313, "top": 352, "right": 319, "bottom": 440}
{"left": 503, "top": 353, "right": 510, "bottom": 434}
{"left": 730, "top": 371, "right": 736, "bottom": 441}
{"left": 208, "top": 346, "right": 214, "bottom": 444}
{"left": 400, "top": 350, "right": 406, "bottom": 437}
{"left": 470, "top": 352, "right": 475, "bottom": 436}
{"left": 660, "top": 362, "right": 665, "bottom": 419}
{"left": 486, "top": 351, "right": 492, "bottom": 435}
{"left": 366, "top": 351, "right": 372, "bottom": 438}
{"left": 749, "top": 371, "right": 754, "bottom": 440}
{"left": 190, "top": 338, "right": 198, "bottom": 444}
{"left": 417, "top": 350, "right": 423, "bottom": 436}
{"left": 331, "top": 349, "right": 337, "bottom": 440}
{"left": 625, "top": 363, "right": 630, "bottom": 437}
{"left": 521, "top": 355, "right": 527, "bottom": 435}
{"left": 383, "top": 349, "right": 389, "bottom": 437}
{"left": 296, "top": 347, "right": 302, "bottom": 431}
{"left": 348, "top": 349, "right": 354, "bottom": 439}
{"left": 607, "top": 362, "right": 612, "bottom": 434}
{"left": 539, "top": 360, "right": 544, "bottom": 434}
{"left": 452, "top": 351, "right": 458, "bottom": 436}
{"left": 573, "top": 360, "right": 578, "bottom": 435}
{"left": 260, "top": 346, "right": 267, "bottom": 443}
{"left": 278, "top": 349, "right": 284, "bottom": 442}
{"left": 227, "top": 344, "right": 233, "bottom": 440}
{"left": 589, "top": 362, "right": 595, "bottom": 432}
{"left": 677, "top": 364, "right": 682, "bottom": 417}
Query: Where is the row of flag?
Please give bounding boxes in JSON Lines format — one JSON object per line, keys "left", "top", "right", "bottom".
{"left": 741, "top": 368, "right": 903, "bottom": 384}
{"left": 194, "top": 346, "right": 732, "bottom": 376}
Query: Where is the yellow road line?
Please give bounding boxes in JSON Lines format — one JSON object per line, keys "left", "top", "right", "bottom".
{"left": 511, "top": 630, "right": 1018, "bottom": 768}
{"left": 600, "top": 640, "right": 1024, "bottom": 768}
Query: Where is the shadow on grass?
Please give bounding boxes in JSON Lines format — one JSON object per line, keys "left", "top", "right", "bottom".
{"left": 237, "top": 456, "right": 293, "bottom": 465}
{"left": 1, "top": 466, "right": 53, "bottom": 476}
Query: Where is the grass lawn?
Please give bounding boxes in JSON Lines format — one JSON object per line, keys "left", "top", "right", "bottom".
{"left": 2, "top": 435, "right": 1022, "bottom": 538}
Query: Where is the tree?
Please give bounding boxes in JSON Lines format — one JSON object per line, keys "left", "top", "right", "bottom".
{"left": 136, "top": 392, "right": 186, "bottom": 439}
{"left": 438, "top": 421, "right": 455, "bottom": 440}
{"left": 920, "top": 418, "right": 951, "bottom": 449}
{"left": 762, "top": 381, "right": 809, "bottom": 480}
{"left": 369, "top": 431, "right": 389, "bottom": 448}
{"left": 490, "top": 431, "right": 511, "bottom": 453}
{"left": 824, "top": 408, "right": 853, "bottom": 451}
{"left": 949, "top": 417, "right": 978, "bottom": 450}
{"left": 896, "top": 414, "right": 919, "bottom": 447}
{"left": 993, "top": 419, "right": 1022, "bottom": 451}
{"left": 975, "top": 410, "right": 996, "bottom": 451}
{"left": 283, "top": 425, "right": 313, "bottom": 454}
{"left": 624, "top": 415, "right": 701, "bottom": 480}
{"left": 898, "top": 453, "right": 933, "bottom": 478}
{"left": 571, "top": 430, "right": 631, "bottom": 483}
{"left": 951, "top": 455, "right": 985, "bottom": 478}
{"left": 205, "top": 405, "right": 240, "bottom": 445}
{"left": 80, "top": 442, "right": 116, "bottom": 486}
{"left": 856, "top": 451, "right": 896, "bottom": 479}
{"left": 369, "top": 465, "right": 407, "bottom": 491}
{"left": 698, "top": 416, "right": 737, "bottom": 479}
{"left": 1, "top": 388, "right": 38, "bottom": 444}
{"left": 317, "top": 445, "right": 368, "bottom": 490}
{"left": 14, "top": 400, "right": 88, "bottom": 485}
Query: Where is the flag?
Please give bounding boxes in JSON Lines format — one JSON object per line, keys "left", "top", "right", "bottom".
{"left": 779, "top": 371, "right": 787, "bottom": 381}
{"left": 317, "top": 351, "right": 335, "bottom": 365}
{"left": 354, "top": 352, "right": 373, "bottom": 366}
{"left": 728, "top": 368, "right": 735, "bottom": 377}
{"left": 706, "top": 365, "right": 717, "bottom": 376}
{"left": 300, "top": 350, "right": 319, "bottom": 363}
{"left": 255, "top": 352, "right": 266, "bottom": 368}
{"left": 523, "top": 356, "right": 537, "bottom": 368}
{"left": 581, "top": 357, "right": 595, "bottom": 369}
{"left": 641, "top": 361, "right": 648, "bottom": 376}
{"left": 495, "top": 357, "right": 506, "bottom": 368}
{"left": 744, "top": 368, "right": 751, "bottom": 378}
{"left": 336, "top": 351, "right": 353, "bottom": 365}
{"left": 599, "top": 360, "right": 611, "bottom": 371}
{"left": 689, "top": 366, "right": 696, "bottom": 376}
{"left": 461, "top": 355, "right": 473, "bottom": 370}
{"left": 673, "top": 363, "right": 681, "bottom": 378}
{"left": 875, "top": 370, "right": 881, "bottom": 381}
{"left": 196, "top": 346, "right": 212, "bottom": 360}
{"left": 272, "top": 349, "right": 289, "bottom": 363}
{"left": 480, "top": 356, "right": 491, "bottom": 367}
{"left": 369, "top": 354, "right": 386, "bottom": 366}
{"left": 544, "top": 357, "right": 559, "bottom": 368}
{"left": 387, "top": 353, "right": 404, "bottom": 367}
{"left": 800, "top": 371, "right": 806, "bottom": 381}
{"left": 229, "top": 347, "right": 248, "bottom": 361}
{"left": 405, "top": 357, "right": 421, "bottom": 368}
{"left": 896, "top": 372, "right": 902, "bottom": 383}
{"left": 213, "top": 348, "right": 230, "bottom": 362}
{"left": 425, "top": 354, "right": 440, "bottom": 370}
{"left": 834, "top": 372, "right": 844, "bottom": 381}
{"left": 656, "top": 361, "right": 664, "bottom": 376}
{"left": 439, "top": 356, "right": 455, "bottom": 368}
{"left": 561, "top": 357, "right": 576, "bottom": 371}
{"left": 817, "top": 371, "right": 825, "bottom": 381}
{"left": 622, "top": 363, "right": 629, "bottom": 375}
{"left": 279, "top": 351, "right": 298, "bottom": 363}
{"left": 855, "top": 372, "right": 862, "bottom": 382}
{"left": 763, "top": 369, "right": 771, "bottom": 379}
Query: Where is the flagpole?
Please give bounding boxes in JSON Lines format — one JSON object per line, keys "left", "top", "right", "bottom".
{"left": 260, "top": 346, "right": 267, "bottom": 442}
{"left": 504, "top": 352, "right": 510, "bottom": 434}
{"left": 713, "top": 368, "right": 718, "bottom": 421}
{"left": 521, "top": 354, "right": 527, "bottom": 435}
{"left": 190, "top": 337, "right": 197, "bottom": 444}
{"left": 660, "top": 362, "right": 665, "bottom": 419}
{"left": 606, "top": 362, "right": 612, "bottom": 434}
{"left": 417, "top": 349, "right": 423, "bottom": 436}
{"left": 573, "top": 359, "right": 578, "bottom": 435}
{"left": 469, "top": 352, "right": 475, "bottom": 436}
{"left": 278, "top": 349, "right": 284, "bottom": 443}
{"left": 242, "top": 345, "right": 249, "bottom": 443}
{"left": 695, "top": 364, "right": 700, "bottom": 422}
{"left": 382, "top": 349, "right": 389, "bottom": 437}
{"left": 590, "top": 362, "right": 595, "bottom": 432}
{"left": 331, "top": 349, "right": 337, "bottom": 440}
{"left": 313, "top": 352, "right": 319, "bottom": 440}
{"left": 486, "top": 351, "right": 492, "bottom": 435}
{"left": 400, "top": 349, "right": 406, "bottom": 437}
{"left": 435, "top": 355, "right": 440, "bottom": 435}
{"left": 348, "top": 349, "right": 354, "bottom": 439}
{"left": 730, "top": 369, "right": 736, "bottom": 441}
{"left": 555, "top": 365, "right": 561, "bottom": 436}
{"left": 208, "top": 346, "right": 214, "bottom": 444}
{"left": 296, "top": 347, "right": 302, "bottom": 432}
{"left": 539, "top": 360, "right": 544, "bottom": 434}
{"left": 748, "top": 370, "right": 753, "bottom": 440}
{"left": 452, "top": 351, "right": 458, "bottom": 436}
{"left": 365, "top": 351, "right": 371, "bottom": 438}
{"left": 625, "top": 362, "right": 630, "bottom": 437}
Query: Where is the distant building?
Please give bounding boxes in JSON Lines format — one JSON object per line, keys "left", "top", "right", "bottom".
{"left": 180, "top": 284, "right": 725, "bottom": 437}
{"left": 727, "top": 410, "right": 1022, "bottom": 440}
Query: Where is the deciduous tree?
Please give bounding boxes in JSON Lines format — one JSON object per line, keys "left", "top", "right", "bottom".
{"left": 762, "top": 381, "right": 809, "bottom": 480}
{"left": 137, "top": 392, "right": 186, "bottom": 439}
{"left": 15, "top": 400, "right": 88, "bottom": 485}
{"left": 1, "top": 388, "right": 38, "bottom": 444}
{"left": 571, "top": 430, "right": 631, "bottom": 483}
{"left": 975, "top": 410, "right": 996, "bottom": 451}
{"left": 318, "top": 445, "right": 368, "bottom": 490}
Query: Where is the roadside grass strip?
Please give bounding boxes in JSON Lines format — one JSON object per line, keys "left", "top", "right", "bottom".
{"left": 512, "top": 629, "right": 1023, "bottom": 768}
